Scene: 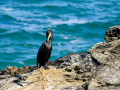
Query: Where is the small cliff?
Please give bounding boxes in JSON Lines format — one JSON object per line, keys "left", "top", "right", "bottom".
{"left": 0, "top": 25, "right": 120, "bottom": 90}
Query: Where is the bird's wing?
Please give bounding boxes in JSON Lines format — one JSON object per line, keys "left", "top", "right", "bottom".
{"left": 37, "top": 42, "right": 46, "bottom": 58}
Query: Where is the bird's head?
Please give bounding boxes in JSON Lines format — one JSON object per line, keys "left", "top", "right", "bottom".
{"left": 46, "top": 29, "right": 53, "bottom": 42}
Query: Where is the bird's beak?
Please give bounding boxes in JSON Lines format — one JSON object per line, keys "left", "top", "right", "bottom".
{"left": 47, "top": 33, "right": 51, "bottom": 41}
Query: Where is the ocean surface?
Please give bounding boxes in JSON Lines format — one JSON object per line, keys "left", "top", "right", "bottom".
{"left": 0, "top": 0, "right": 120, "bottom": 70}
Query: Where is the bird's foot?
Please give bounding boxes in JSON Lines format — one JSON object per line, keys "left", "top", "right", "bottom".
{"left": 37, "top": 66, "right": 41, "bottom": 69}
{"left": 37, "top": 63, "right": 41, "bottom": 68}
{"left": 42, "top": 66, "right": 49, "bottom": 70}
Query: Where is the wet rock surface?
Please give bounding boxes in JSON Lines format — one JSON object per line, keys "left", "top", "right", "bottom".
{"left": 0, "top": 25, "right": 120, "bottom": 90}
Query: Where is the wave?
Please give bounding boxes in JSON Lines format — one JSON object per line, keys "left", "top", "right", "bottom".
{"left": 18, "top": 1, "right": 80, "bottom": 8}
{"left": 40, "top": 1, "right": 69, "bottom": 7}
{"left": 70, "top": 38, "right": 82, "bottom": 44}
{"left": 19, "top": 61, "right": 24, "bottom": 64}
{"left": 1, "top": 8, "right": 13, "bottom": 11}
{"left": 50, "top": 18, "right": 88, "bottom": 26}
{"left": 0, "top": 14, "right": 16, "bottom": 21}
{"left": 60, "top": 34, "right": 70, "bottom": 40}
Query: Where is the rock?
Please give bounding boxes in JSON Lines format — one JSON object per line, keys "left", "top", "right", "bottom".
{"left": 87, "top": 25, "right": 120, "bottom": 90}
{"left": 0, "top": 75, "right": 11, "bottom": 79}
{"left": 104, "top": 25, "right": 120, "bottom": 43}
{"left": 88, "top": 66, "right": 120, "bottom": 90}
{"left": 59, "top": 53, "right": 97, "bottom": 90}
{"left": 59, "top": 53, "right": 88, "bottom": 69}
{"left": 64, "top": 54, "right": 96, "bottom": 75}
{"left": 1, "top": 25, "right": 120, "bottom": 90}
{"left": 0, "top": 66, "right": 88, "bottom": 90}
{"left": 0, "top": 66, "right": 38, "bottom": 77}
{"left": 60, "top": 54, "right": 83, "bottom": 68}
{"left": 47, "top": 53, "right": 87, "bottom": 68}
{"left": 87, "top": 39, "right": 120, "bottom": 67}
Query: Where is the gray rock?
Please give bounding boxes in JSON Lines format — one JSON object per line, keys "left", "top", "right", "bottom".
{"left": 47, "top": 53, "right": 88, "bottom": 68}
{"left": 64, "top": 54, "right": 96, "bottom": 74}
{"left": 60, "top": 54, "right": 83, "bottom": 68}
{"left": 104, "top": 25, "right": 120, "bottom": 43}
{"left": 88, "top": 66, "right": 120, "bottom": 90}
{"left": 62, "top": 54, "right": 97, "bottom": 90}
{"left": 87, "top": 25, "right": 120, "bottom": 90}
{"left": 87, "top": 39, "right": 120, "bottom": 67}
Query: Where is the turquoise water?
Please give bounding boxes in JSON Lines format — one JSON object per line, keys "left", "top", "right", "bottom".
{"left": 0, "top": 0, "right": 120, "bottom": 70}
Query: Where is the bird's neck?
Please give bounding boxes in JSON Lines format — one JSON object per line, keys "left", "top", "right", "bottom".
{"left": 46, "top": 39, "right": 52, "bottom": 44}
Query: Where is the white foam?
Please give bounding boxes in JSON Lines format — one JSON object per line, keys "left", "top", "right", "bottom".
{"left": 41, "top": 2, "right": 68, "bottom": 7}
{"left": 64, "top": 36, "right": 69, "bottom": 39}
{"left": 50, "top": 19, "right": 87, "bottom": 25}
{"left": 19, "top": 61, "right": 24, "bottom": 64}
{"left": 77, "top": 44, "right": 90, "bottom": 48}
{"left": 1, "top": 8, "right": 13, "bottom": 11}
{"left": 60, "top": 34, "right": 70, "bottom": 39}
{"left": 70, "top": 38, "right": 82, "bottom": 44}
{"left": 58, "top": 43, "right": 61, "bottom": 46}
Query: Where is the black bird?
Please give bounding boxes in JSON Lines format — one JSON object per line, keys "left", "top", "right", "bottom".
{"left": 37, "top": 30, "right": 53, "bottom": 69}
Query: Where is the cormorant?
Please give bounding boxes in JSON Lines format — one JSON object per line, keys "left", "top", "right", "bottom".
{"left": 37, "top": 30, "right": 53, "bottom": 69}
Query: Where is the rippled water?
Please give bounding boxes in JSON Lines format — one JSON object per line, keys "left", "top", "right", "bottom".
{"left": 0, "top": 0, "right": 120, "bottom": 70}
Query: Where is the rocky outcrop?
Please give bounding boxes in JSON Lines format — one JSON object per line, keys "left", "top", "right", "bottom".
{"left": 87, "top": 40, "right": 120, "bottom": 67}
{"left": 104, "top": 25, "right": 120, "bottom": 43}
{"left": 0, "top": 25, "right": 120, "bottom": 90}
{"left": 87, "top": 25, "right": 120, "bottom": 90}
{"left": 0, "top": 53, "right": 90, "bottom": 90}
{"left": 0, "top": 66, "right": 83, "bottom": 90}
{"left": 0, "top": 66, "right": 38, "bottom": 78}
